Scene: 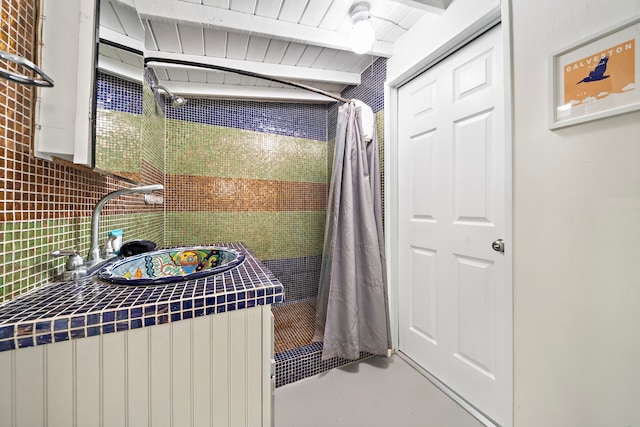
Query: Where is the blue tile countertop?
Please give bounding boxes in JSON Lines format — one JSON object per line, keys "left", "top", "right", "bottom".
{"left": 0, "top": 243, "right": 284, "bottom": 352}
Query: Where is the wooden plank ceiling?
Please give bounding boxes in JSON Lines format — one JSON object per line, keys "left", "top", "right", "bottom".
{"left": 99, "top": 0, "right": 443, "bottom": 102}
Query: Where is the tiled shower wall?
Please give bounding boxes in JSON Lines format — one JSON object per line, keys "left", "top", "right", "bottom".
{"left": 274, "top": 59, "right": 387, "bottom": 386}
{"left": 157, "top": 59, "right": 387, "bottom": 307}
{"left": 94, "top": 71, "right": 143, "bottom": 182}
{"left": 0, "top": 0, "right": 163, "bottom": 303}
{"left": 344, "top": 57, "right": 387, "bottom": 214}
{"left": 164, "top": 100, "right": 329, "bottom": 302}
{"left": 141, "top": 68, "right": 167, "bottom": 199}
{"left": 329, "top": 57, "right": 386, "bottom": 176}
{"left": 0, "top": 0, "right": 387, "bottom": 308}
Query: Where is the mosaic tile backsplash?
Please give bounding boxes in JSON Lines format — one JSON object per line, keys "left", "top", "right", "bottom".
{"left": 0, "top": 0, "right": 164, "bottom": 302}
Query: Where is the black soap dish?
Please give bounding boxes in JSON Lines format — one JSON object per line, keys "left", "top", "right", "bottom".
{"left": 120, "top": 240, "right": 157, "bottom": 257}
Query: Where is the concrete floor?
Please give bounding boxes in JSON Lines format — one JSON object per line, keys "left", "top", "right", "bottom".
{"left": 275, "top": 354, "right": 485, "bottom": 427}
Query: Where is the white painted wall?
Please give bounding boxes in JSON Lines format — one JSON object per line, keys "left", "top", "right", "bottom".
{"left": 511, "top": 1, "right": 640, "bottom": 425}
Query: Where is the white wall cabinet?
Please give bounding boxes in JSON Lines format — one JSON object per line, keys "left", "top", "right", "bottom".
{"left": 0, "top": 306, "right": 275, "bottom": 427}
{"left": 34, "top": 0, "right": 97, "bottom": 166}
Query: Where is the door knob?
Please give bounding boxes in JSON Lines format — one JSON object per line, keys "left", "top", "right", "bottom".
{"left": 491, "top": 239, "right": 505, "bottom": 253}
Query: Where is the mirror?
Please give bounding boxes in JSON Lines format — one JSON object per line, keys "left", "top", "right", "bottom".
{"left": 94, "top": 42, "right": 143, "bottom": 182}
{"left": 93, "top": 0, "right": 342, "bottom": 184}
{"left": 93, "top": 0, "right": 145, "bottom": 183}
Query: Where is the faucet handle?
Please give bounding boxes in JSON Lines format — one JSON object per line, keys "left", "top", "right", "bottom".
{"left": 103, "top": 235, "right": 117, "bottom": 258}
{"left": 51, "top": 250, "right": 87, "bottom": 279}
{"left": 50, "top": 249, "right": 79, "bottom": 257}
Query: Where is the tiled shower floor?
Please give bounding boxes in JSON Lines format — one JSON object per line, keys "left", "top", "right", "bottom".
{"left": 273, "top": 299, "right": 316, "bottom": 353}
{"left": 272, "top": 299, "right": 372, "bottom": 388}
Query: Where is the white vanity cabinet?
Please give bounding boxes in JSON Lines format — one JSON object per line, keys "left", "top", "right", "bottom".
{"left": 34, "top": 0, "right": 97, "bottom": 166}
{"left": 0, "top": 305, "right": 275, "bottom": 427}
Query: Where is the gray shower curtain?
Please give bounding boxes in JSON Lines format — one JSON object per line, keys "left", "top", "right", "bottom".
{"left": 313, "top": 102, "right": 391, "bottom": 360}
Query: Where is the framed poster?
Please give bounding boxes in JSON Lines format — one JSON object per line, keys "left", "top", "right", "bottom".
{"left": 549, "top": 15, "right": 640, "bottom": 129}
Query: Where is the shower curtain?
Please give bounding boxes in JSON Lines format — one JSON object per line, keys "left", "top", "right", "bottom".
{"left": 313, "top": 102, "right": 391, "bottom": 360}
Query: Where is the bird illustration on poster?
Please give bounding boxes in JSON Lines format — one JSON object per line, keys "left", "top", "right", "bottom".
{"left": 577, "top": 56, "right": 610, "bottom": 83}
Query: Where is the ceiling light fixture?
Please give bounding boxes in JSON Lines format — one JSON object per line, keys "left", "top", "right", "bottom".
{"left": 349, "top": 2, "right": 375, "bottom": 55}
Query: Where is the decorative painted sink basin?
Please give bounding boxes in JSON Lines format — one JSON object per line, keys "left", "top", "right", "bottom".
{"left": 98, "top": 246, "right": 245, "bottom": 285}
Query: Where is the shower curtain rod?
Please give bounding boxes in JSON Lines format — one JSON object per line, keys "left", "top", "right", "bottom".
{"left": 144, "top": 57, "right": 350, "bottom": 104}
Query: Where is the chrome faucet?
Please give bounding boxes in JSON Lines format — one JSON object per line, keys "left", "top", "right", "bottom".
{"left": 51, "top": 184, "right": 164, "bottom": 280}
{"left": 87, "top": 184, "right": 164, "bottom": 267}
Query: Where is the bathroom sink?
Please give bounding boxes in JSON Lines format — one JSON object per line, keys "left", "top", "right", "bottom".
{"left": 98, "top": 246, "right": 245, "bottom": 285}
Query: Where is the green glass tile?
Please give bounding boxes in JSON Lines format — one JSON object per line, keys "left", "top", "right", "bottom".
{"left": 141, "top": 84, "right": 166, "bottom": 172}
{"left": 165, "top": 119, "right": 328, "bottom": 183}
{"left": 95, "top": 109, "right": 142, "bottom": 175}
{"left": 327, "top": 138, "right": 336, "bottom": 181}
{"left": 165, "top": 211, "right": 326, "bottom": 260}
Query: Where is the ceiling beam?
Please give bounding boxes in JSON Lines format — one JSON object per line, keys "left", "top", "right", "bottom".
{"left": 144, "top": 50, "right": 361, "bottom": 86}
{"left": 99, "top": 27, "right": 144, "bottom": 52}
{"left": 154, "top": 79, "right": 340, "bottom": 103}
{"left": 98, "top": 55, "right": 143, "bottom": 83}
{"left": 134, "top": 0, "right": 394, "bottom": 57}
{"left": 388, "top": 0, "right": 453, "bottom": 14}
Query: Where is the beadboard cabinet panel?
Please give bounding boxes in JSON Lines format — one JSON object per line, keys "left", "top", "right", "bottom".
{"left": 46, "top": 341, "right": 74, "bottom": 426}
{"left": 212, "top": 308, "right": 231, "bottom": 426}
{"left": 75, "top": 335, "right": 101, "bottom": 427}
{"left": 150, "top": 322, "right": 172, "bottom": 427}
{"left": 0, "top": 351, "right": 14, "bottom": 427}
{"left": 192, "top": 315, "right": 212, "bottom": 427}
{"left": 15, "top": 346, "right": 45, "bottom": 427}
{"left": 103, "top": 332, "right": 127, "bottom": 427}
{"left": 230, "top": 307, "right": 248, "bottom": 427}
{"left": 0, "top": 306, "right": 274, "bottom": 427}
{"left": 127, "top": 327, "right": 150, "bottom": 427}
{"left": 171, "top": 319, "right": 192, "bottom": 427}
{"left": 248, "top": 305, "right": 265, "bottom": 426}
